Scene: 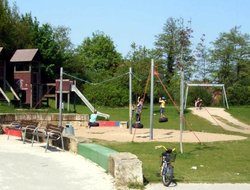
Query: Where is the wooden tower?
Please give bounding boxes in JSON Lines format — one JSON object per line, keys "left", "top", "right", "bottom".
{"left": 10, "top": 49, "right": 42, "bottom": 108}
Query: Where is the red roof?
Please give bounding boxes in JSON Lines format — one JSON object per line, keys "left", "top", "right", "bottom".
{"left": 10, "top": 49, "right": 39, "bottom": 62}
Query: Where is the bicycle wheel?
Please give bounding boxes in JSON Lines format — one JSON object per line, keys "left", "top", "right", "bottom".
{"left": 162, "top": 164, "right": 173, "bottom": 187}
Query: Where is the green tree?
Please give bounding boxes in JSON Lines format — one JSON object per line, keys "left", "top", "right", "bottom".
{"left": 210, "top": 27, "right": 250, "bottom": 86}
{"left": 125, "top": 43, "right": 155, "bottom": 99}
{"left": 210, "top": 27, "right": 250, "bottom": 105}
{"left": 154, "top": 17, "right": 194, "bottom": 82}
{"left": 34, "top": 24, "right": 73, "bottom": 82}
{"left": 193, "top": 34, "right": 211, "bottom": 82}
{"left": 0, "top": 0, "right": 17, "bottom": 50}
{"left": 73, "top": 31, "right": 125, "bottom": 106}
{"left": 76, "top": 31, "right": 122, "bottom": 82}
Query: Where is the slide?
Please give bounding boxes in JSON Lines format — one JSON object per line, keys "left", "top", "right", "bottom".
{"left": 71, "top": 84, "right": 110, "bottom": 120}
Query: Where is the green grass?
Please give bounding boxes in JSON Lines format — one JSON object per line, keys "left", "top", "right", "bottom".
{"left": 98, "top": 139, "right": 250, "bottom": 183}
{"left": 226, "top": 106, "right": 250, "bottom": 125}
{"left": 91, "top": 105, "right": 250, "bottom": 183}
{"left": 1, "top": 100, "right": 250, "bottom": 183}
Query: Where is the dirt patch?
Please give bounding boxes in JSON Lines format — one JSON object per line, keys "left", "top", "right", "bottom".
{"left": 189, "top": 107, "right": 250, "bottom": 134}
{"left": 73, "top": 107, "right": 249, "bottom": 143}
{"left": 74, "top": 127, "right": 246, "bottom": 143}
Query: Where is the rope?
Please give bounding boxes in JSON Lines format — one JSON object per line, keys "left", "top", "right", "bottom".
{"left": 131, "top": 73, "right": 142, "bottom": 82}
{"left": 63, "top": 72, "right": 129, "bottom": 85}
{"left": 63, "top": 72, "right": 91, "bottom": 84}
{"left": 154, "top": 70, "right": 202, "bottom": 143}
{"left": 132, "top": 69, "right": 151, "bottom": 142}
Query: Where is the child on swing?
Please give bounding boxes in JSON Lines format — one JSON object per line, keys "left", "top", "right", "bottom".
{"left": 136, "top": 96, "right": 144, "bottom": 123}
{"left": 159, "top": 96, "right": 166, "bottom": 118}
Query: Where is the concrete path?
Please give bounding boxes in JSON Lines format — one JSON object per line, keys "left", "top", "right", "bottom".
{"left": 0, "top": 135, "right": 115, "bottom": 190}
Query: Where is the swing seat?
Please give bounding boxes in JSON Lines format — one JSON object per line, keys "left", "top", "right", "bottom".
{"left": 159, "top": 117, "right": 168, "bottom": 123}
{"left": 88, "top": 122, "right": 99, "bottom": 127}
{"left": 132, "top": 123, "right": 144, "bottom": 128}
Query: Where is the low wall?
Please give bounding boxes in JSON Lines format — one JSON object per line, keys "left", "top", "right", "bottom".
{"left": 0, "top": 113, "right": 89, "bottom": 127}
{"left": 75, "top": 141, "right": 143, "bottom": 186}
{"left": 78, "top": 143, "right": 118, "bottom": 171}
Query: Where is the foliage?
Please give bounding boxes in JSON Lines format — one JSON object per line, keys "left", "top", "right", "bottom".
{"left": 1, "top": 0, "right": 250, "bottom": 106}
{"left": 82, "top": 79, "right": 129, "bottom": 107}
{"left": 227, "top": 84, "right": 250, "bottom": 105}
{"left": 186, "top": 86, "right": 214, "bottom": 107}
{"left": 193, "top": 34, "right": 211, "bottom": 81}
{"left": 34, "top": 24, "right": 73, "bottom": 82}
{"left": 154, "top": 17, "right": 194, "bottom": 82}
{"left": 209, "top": 27, "right": 250, "bottom": 105}
{"left": 76, "top": 31, "right": 122, "bottom": 79}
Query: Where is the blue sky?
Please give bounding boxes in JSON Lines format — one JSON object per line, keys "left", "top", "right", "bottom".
{"left": 8, "top": 0, "right": 250, "bottom": 56}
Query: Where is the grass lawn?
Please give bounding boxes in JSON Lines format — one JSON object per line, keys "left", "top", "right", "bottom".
{"left": 92, "top": 105, "right": 250, "bottom": 183}
{"left": 1, "top": 100, "right": 250, "bottom": 183}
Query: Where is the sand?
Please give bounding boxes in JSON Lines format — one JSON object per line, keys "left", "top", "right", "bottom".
{"left": 74, "top": 107, "right": 249, "bottom": 143}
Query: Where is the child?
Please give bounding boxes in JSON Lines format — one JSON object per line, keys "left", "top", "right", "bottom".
{"left": 159, "top": 96, "right": 166, "bottom": 118}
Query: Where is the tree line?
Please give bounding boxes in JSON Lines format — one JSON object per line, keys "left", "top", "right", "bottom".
{"left": 1, "top": 0, "right": 250, "bottom": 107}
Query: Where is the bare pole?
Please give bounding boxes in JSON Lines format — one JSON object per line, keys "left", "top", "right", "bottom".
{"left": 58, "top": 67, "right": 63, "bottom": 128}
{"left": 129, "top": 67, "right": 133, "bottom": 134}
{"left": 180, "top": 66, "right": 184, "bottom": 154}
{"left": 149, "top": 59, "right": 154, "bottom": 140}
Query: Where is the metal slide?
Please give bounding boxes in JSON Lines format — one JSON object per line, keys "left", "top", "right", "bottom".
{"left": 71, "top": 84, "right": 110, "bottom": 119}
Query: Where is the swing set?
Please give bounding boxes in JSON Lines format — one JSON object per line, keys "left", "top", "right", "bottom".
{"left": 131, "top": 60, "right": 202, "bottom": 145}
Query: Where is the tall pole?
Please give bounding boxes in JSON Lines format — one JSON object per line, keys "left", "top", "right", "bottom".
{"left": 59, "top": 67, "right": 63, "bottom": 128}
{"left": 150, "top": 59, "right": 154, "bottom": 140}
{"left": 129, "top": 67, "right": 133, "bottom": 134}
{"left": 180, "top": 66, "right": 184, "bottom": 154}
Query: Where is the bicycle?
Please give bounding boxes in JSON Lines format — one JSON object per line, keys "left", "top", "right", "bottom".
{"left": 155, "top": 145, "right": 177, "bottom": 187}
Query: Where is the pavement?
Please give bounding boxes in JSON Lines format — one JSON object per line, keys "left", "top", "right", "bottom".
{"left": 1, "top": 134, "right": 250, "bottom": 190}
{"left": 0, "top": 135, "right": 115, "bottom": 190}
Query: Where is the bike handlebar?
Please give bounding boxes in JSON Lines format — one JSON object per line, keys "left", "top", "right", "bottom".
{"left": 155, "top": 145, "right": 175, "bottom": 152}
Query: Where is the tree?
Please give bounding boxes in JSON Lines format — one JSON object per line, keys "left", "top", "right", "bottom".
{"left": 33, "top": 23, "right": 73, "bottom": 82}
{"left": 210, "top": 27, "right": 250, "bottom": 105}
{"left": 210, "top": 26, "right": 250, "bottom": 86}
{"left": 193, "top": 34, "right": 211, "bottom": 81}
{"left": 73, "top": 31, "right": 125, "bottom": 106}
{"left": 76, "top": 31, "right": 122, "bottom": 82}
{"left": 125, "top": 43, "right": 155, "bottom": 99}
{"left": 154, "top": 17, "right": 194, "bottom": 82}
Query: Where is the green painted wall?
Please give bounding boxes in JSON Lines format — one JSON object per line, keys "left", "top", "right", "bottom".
{"left": 78, "top": 143, "right": 118, "bottom": 171}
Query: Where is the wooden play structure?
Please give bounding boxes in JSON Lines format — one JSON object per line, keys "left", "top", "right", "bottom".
{"left": 10, "top": 49, "right": 43, "bottom": 108}
{"left": 0, "top": 47, "right": 109, "bottom": 119}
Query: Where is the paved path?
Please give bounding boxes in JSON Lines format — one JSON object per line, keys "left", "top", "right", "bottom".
{"left": 0, "top": 135, "right": 115, "bottom": 190}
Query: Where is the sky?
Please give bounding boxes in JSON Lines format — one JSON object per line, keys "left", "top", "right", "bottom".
{"left": 8, "top": 0, "right": 250, "bottom": 56}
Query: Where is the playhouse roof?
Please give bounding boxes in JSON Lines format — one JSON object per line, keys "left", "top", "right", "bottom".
{"left": 10, "top": 49, "right": 39, "bottom": 62}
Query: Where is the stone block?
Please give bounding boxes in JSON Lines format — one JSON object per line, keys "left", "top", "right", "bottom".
{"left": 109, "top": 152, "right": 143, "bottom": 186}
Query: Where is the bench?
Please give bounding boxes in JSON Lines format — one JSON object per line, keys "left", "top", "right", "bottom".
{"left": 5, "top": 120, "right": 39, "bottom": 143}
{"left": 32, "top": 124, "right": 64, "bottom": 152}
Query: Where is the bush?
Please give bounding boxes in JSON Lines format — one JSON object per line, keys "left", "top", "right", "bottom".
{"left": 227, "top": 84, "right": 250, "bottom": 105}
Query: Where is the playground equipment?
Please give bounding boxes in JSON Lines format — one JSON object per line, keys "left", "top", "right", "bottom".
{"left": 184, "top": 83, "right": 229, "bottom": 109}
{"left": 71, "top": 84, "right": 110, "bottom": 119}
{"left": 10, "top": 48, "right": 43, "bottom": 108}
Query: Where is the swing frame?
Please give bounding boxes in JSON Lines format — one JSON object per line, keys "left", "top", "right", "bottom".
{"left": 184, "top": 83, "right": 229, "bottom": 109}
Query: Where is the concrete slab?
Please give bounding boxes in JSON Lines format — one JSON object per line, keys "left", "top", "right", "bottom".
{"left": 0, "top": 135, "right": 115, "bottom": 190}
